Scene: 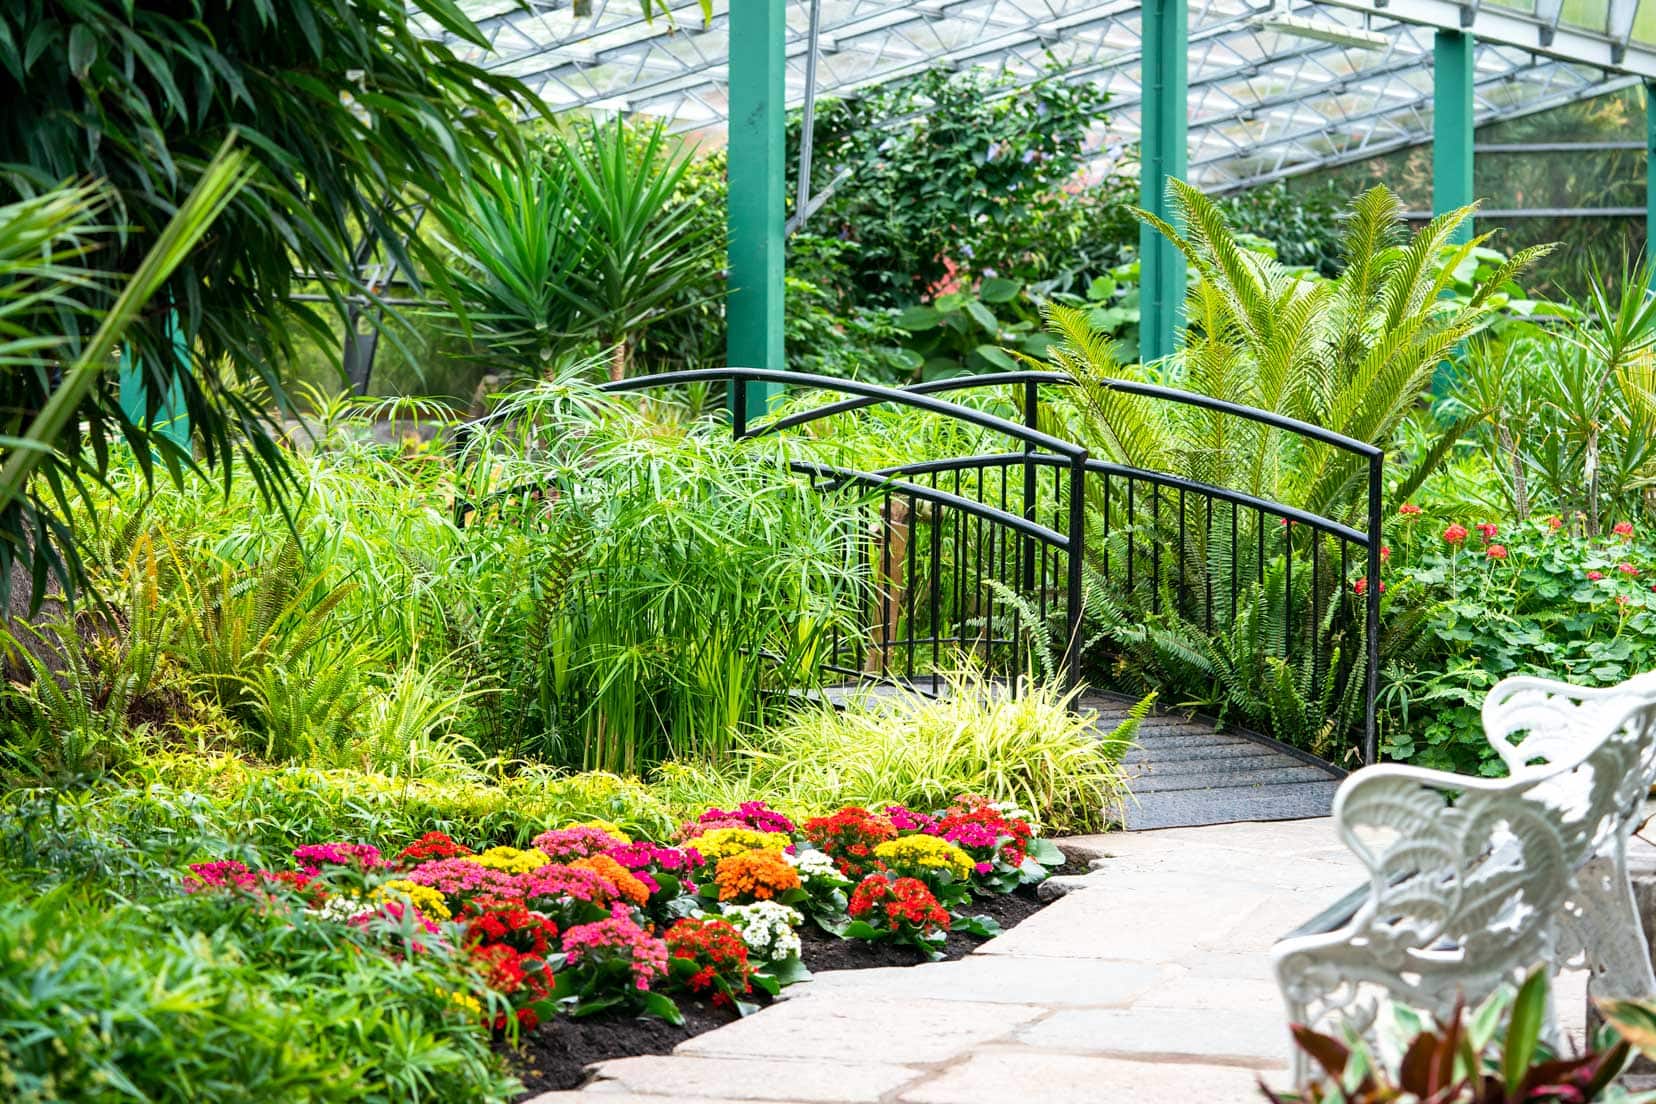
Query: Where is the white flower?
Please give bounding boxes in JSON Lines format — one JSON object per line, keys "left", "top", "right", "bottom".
{"left": 783, "top": 848, "right": 842, "bottom": 883}
{"left": 720, "top": 900, "right": 803, "bottom": 962}
{"left": 308, "top": 895, "right": 367, "bottom": 924}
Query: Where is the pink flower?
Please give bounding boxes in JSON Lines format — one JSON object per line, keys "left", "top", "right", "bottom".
{"left": 1399, "top": 503, "right": 1422, "bottom": 516}
{"left": 1443, "top": 524, "right": 1469, "bottom": 545}
{"left": 1486, "top": 544, "right": 1508, "bottom": 560}
{"left": 1620, "top": 562, "right": 1640, "bottom": 576}
{"left": 1588, "top": 570, "right": 1605, "bottom": 582}
{"left": 292, "top": 842, "right": 386, "bottom": 873}
{"left": 1475, "top": 522, "right": 1498, "bottom": 541}
{"left": 1618, "top": 594, "right": 1631, "bottom": 607}
{"left": 402, "top": 858, "right": 523, "bottom": 900}
{"left": 883, "top": 805, "right": 942, "bottom": 835}
{"left": 516, "top": 863, "right": 620, "bottom": 906}
{"left": 532, "top": 826, "right": 624, "bottom": 861}
{"left": 1615, "top": 521, "right": 1635, "bottom": 538}
{"left": 183, "top": 860, "right": 259, "bottom": 894}
{"left": 561, "top": 907, "right": 669, "bottom": 991}
{"left": 697, "top": 802, "right": 795, "bottom": 834}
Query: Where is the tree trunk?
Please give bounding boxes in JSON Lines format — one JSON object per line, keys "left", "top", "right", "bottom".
{"left": 608, "top": 339, "right": 627, "bottom": 382}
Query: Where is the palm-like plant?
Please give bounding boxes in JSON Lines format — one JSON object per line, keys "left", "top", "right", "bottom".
{"left": 1048, "top": 182, "right": 1548, "bottom": 523}
{"left": 435, "top": 119, "right": 722, "bottom": 382}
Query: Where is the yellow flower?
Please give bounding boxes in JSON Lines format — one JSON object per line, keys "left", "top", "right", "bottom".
{"left": 375, "top": 879, "right": 452, "bottom": 921}
{"left": 464, "top": 846, "right": 550, "bottom": 874}
{"left": 873, "top": 835, "right": 975, "bottom": 881}
{"left": 568, "top": 819, "right": 631, "bottom": 844}
{"left": 435, "top": 987, "right": 482, "bottom": 1015}
{"left": 693, "top": 828, "right": 791, "bottom": 863}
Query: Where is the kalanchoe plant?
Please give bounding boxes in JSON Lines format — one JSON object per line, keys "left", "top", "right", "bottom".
{"left": 936, "top": 797, "right": 1064, "bottom": 893}
{"left": 844, "top": 873, "right": 953, "bottom": 960}
{"left": 1264, "top": 970, "right": 1643, "bottom": 1104}
{"left": 664, "top": 916, "right": 759, "bottom": 1015}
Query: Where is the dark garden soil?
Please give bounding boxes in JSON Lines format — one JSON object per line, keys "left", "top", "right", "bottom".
{"left": 504, "top": 852, "right": 1089, "bottom": 1099}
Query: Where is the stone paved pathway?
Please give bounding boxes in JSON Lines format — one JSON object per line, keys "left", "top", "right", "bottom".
{"left": 530, "top": 816, "right": 1583, "bottom": 1104}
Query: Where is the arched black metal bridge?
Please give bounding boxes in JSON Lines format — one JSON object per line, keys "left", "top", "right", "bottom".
{"left": 591, "top": 368, "right": 1381, "bottom": 829}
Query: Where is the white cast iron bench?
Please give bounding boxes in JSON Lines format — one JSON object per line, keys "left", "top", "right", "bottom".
{"left": 1271, "top": 673, "right": 1656, "bottom": 1081}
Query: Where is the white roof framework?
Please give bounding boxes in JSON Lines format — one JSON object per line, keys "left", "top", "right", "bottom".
{"left": 438, "top": 0, "right": 1651, "bottom": 191}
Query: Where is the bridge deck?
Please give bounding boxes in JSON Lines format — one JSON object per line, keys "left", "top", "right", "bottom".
{"left": 1077, "top": 692, "right": 1343, "bottom": 830}
{"left": 806, "top": 684, "right": 1344, "bottom": 830}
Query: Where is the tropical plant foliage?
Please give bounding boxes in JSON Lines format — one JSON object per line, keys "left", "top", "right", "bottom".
{"left": 433, "top": 119, "right": 721, "bottom": 381}
{"left": 0, "top": 0, "right": 537, "bottom": 604}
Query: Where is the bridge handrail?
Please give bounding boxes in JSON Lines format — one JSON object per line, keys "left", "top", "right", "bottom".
{"left": 596, "top": 368, "right": 1088, "bottom": 461}
{"left": 758, "top": 370, "right": 1382, "bottom": 461}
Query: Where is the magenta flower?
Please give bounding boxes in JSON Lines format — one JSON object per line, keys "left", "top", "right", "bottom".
{"left": 697, "top": 801, "right": 795, "bottom": 834}
{"left": 532, "top": 826, "right": 624, "bottom": 861}
{"left": 562, "top": 906, "right": 670, "bottom": 991}
{"left": 292, "top": 842, "right": 386, "bottom": 873}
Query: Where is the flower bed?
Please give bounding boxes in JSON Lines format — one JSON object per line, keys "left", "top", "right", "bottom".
{"left": 174, "top": 796, "right": 1069, "bottom": 1097}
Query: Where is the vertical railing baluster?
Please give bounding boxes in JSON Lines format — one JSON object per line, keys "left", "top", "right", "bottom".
{"left": 904, "top": 492, "right": 917, "bottom": 683}
{"left": 1126, "top": 477, "right": 1136, "bottom": 597}
{"left": 1230, "top": 501, "right": 1239, "bottom": 626}
{"left": 1151, "top": 482, "right": 1161, "bottom": 615}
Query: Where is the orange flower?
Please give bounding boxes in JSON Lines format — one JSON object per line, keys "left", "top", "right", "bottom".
{"left": 714, "top": 850, "right": 801, "bottom": 903}
{"left": 572, "top": 854, "right": 651, "bottom": 906}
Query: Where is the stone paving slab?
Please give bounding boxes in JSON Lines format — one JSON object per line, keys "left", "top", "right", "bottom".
{"left": 897, "top": 1049, "right": 1269, "bottom": 1104}
{"left": 585, "top": 1055, "right": 924, "bottom": 1102}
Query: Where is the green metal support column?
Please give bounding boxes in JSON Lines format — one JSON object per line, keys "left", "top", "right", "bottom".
{"left": 118, "top": 311, "right": 190, "bottom": 452}
{"left": 1433, "top": 29, "right": 1475, "bottom": 243}
{"left": 1646, "top": 82, "right": 1656, "bottom": 258}
{"left": 726, "top": 0, "right": 785, "bottom": 426}
{"left": 1138, "top": 0, "right": 1187, "bottom": 366}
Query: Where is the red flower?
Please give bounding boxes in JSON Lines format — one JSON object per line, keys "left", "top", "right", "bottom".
{"left": 1621, "top": 562, "right": 1640, "bottom": 576}
{"left": 1588, "top": 570, "right": 1605, "bottom": 581}
{"left": 399, "top": 831, "right": 473, "bottom": 864}
{"left": 1352, "top": 577, "right": 1386, "bottom": 596}
{"left": 802, "top": 807, "right": 898, "bottom": 880}
{"left": 1618, "top": 594, "right": 1632, "bottom": 607}
{"left": 1399, "top": 503, "right": 1422, "bottom": 516}
{"left": 1379, "top": 545, "right": 1391, "bottom": 564}
{"left": 1443, "top": 524, "right": 1469, "bottom": 545}
{"left": 1615, "top": 520, "right": 1635, "bottom": 538}
{"left": 1548, "top": 515, "right": 1564, "bottom": 531}
{"left": 665, "top": 917, "right": 753, "bottom": 1009}
{"left": 1486, "top": 544, "right": 1508, "bottom": 560}
{"left": 1475, "top": 522, "right": 1498, "bottom": 541}
{"left": 849, "top": 874, "right": 951, "bottom": 939}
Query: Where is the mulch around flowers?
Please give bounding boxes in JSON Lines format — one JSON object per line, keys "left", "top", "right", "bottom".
{"left": 504, "top": 852, "right": 1088, "bottom": 1099}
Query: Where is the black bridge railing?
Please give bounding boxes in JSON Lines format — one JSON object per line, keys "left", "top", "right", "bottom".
{"left": 587, "top": 368, "right": 1383, "bottom": 766}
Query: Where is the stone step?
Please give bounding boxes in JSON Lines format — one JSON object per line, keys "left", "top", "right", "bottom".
{"left": 1129, "top": 762, "right": 1336, "bottom": 793}
{"left": 1123, "top": 742, "right": 1288, "bottom": 766}
{"left": 1115, "top": 779, "right": 1341, "bottom": 830}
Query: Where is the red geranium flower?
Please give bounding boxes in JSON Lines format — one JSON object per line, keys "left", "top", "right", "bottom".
{"left": 1621, "top": 562, "right": 1640, "bottom": 576}
{"left": 1399, "top": 503, "right": 1422, "bottom": 516}
{"left": 1475, "top": 522, "right": 1498, "bottom": 541}
{"left": 1615, "top": 521, "right": 1635, "bottom": 538}
{"left": 1588, "top": 570, "right": 1605, "bottom": 581}
{"left": 1443, "top": 524, "right": 1469, "bottom": 545}
{"left": 1486, "top": 544, "right": 1508, "bottom": 560}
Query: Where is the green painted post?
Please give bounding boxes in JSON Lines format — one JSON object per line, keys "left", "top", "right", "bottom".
{"left": 118, "top": 311, "right": 191, "bottom": 452}
{"left": 1646, "top": 81, "right": 1656, "bottom": 261}
{"left": 726, "top": 0, "right": 785, "bottom": 426}
{"left": 1138, "top": 0, "right": 1188, "bottom": 366}
{"left": 1433, "top": 29, "right": 1475, "bottom": 243}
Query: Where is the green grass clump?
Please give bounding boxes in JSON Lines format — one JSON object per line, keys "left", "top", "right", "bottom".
{"left": 656, "top": 673, "right": 1143, "bottom": 834}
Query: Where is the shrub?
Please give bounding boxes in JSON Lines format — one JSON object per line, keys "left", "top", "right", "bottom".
{"left": 1381, "top": 513, "right": 1656, "bottom": 773}
{"left": 845, "top": 874, "right": 952, "bottom": 959}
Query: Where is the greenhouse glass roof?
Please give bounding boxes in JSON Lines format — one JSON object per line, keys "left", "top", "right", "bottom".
{"left": 437, "top": 0, "right": 1652, "bottom": 191}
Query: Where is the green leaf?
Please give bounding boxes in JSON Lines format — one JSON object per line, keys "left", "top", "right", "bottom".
{"left": 979, "top": 276, "right": 1021, "bottom": 302}
{"left": 974, "top": 344, "right": 1018, "bottom": 371}
{"left": 1029, "top": 838, "right": 1066, "bottom": 868}
{"left": 896, "top": 305, "right": 941, "bottom": 331}
{"left": 67, "top": 24, "right": 95, "bottom": 79}
{"left": 934, "top": 292, "right": 967, "bottom": 313}
{"left": 1503, "top": 968, "right": 1548, "bottom": 1092}
{"left": 641, "top": 991, "right": 685, "bottom": 1026}
{"left": 758, "top": 954, "right": 812, "bottom": 986}
{"left": 964, "top": 299, "right": 999, "bottom": 334}
{"left": 749, "top": 973, "right": 781, "bottom": 997}
{"left": 843, "top": 920, "right": 882, "bottom": 940}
